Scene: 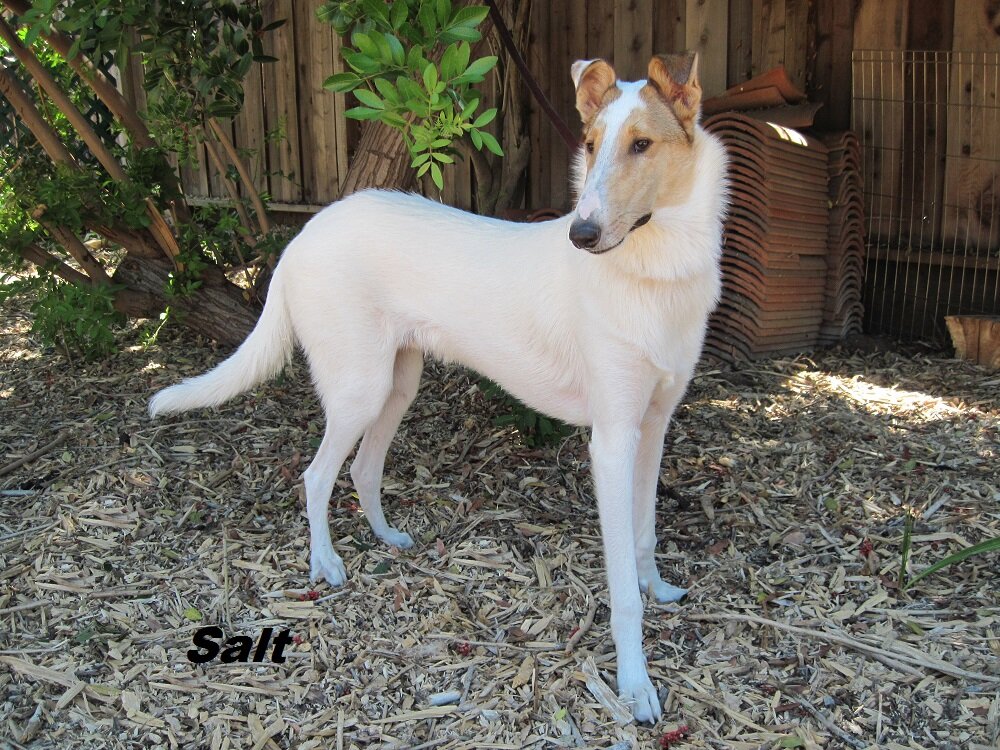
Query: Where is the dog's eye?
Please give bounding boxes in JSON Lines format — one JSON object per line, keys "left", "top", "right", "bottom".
{"left": 632, "top": 138, "right": 651, "bottom": 154}
{"left": 585, "top": 141, "right": 595, "bottom": 154}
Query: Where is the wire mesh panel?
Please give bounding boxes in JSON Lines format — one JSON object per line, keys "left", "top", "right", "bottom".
{"left": 852, "top": 50, "right": 1000, "bottom": 342}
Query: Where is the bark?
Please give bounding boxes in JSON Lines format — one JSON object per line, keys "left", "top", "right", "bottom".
{"left": 338, "top": 121, "right": 416, "bottom": 197}
{"left": 112, "top": 256, "right": 258, "bottom": 347}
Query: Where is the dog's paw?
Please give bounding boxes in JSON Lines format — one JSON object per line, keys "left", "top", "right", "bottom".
{"left": 379, "top": 527, "right": 414, "bottom": 550}
{"left": 310, "top": 547, "right": 348, "bottom": 587}
{"left": 618, "top": 670, "right": 662, "bottom": 724}
{"left": 646, "top": 580, "right": 688, "bottom": 604}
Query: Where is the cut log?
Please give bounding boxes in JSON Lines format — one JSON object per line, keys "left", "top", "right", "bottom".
{"left": 945, "top": 315, "right": 1000, "bottom": 370}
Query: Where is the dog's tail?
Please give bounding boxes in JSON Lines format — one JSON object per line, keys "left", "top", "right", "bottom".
{"left": 149, "top": 264, "right": 293, "bottom": 417}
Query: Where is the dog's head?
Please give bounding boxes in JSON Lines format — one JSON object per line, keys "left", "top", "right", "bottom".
{"left": 569, "top": 53, "right": 702, "bottom": 254}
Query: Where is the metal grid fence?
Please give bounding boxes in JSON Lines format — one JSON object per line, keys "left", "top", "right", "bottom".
{"left": 852, "top": 50, "right": 1000, "bottom": 342}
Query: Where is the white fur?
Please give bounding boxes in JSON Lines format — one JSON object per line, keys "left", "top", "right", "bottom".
{"left": 574, "top": 81, "right": 647, "bottom": 227}
{"left": 150, "top": 111, "right": 727, "bottom": 725}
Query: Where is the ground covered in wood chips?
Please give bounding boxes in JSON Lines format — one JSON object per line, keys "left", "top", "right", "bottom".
{"left": 1, "top": 304, "right": 999, "bottom": 750}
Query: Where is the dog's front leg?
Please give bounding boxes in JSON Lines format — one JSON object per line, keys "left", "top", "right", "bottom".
{"left": 633, "top": 398, "right": 688, "bottom": 603}
{"left": 590, "top": 421, "right": 661, "bottom": 723}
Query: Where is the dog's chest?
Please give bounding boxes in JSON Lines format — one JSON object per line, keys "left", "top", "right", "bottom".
{"left": 589, "top": 275, "right": 715, "bottom": 373}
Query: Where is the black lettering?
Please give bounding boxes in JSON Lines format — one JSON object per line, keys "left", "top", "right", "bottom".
{"left": 269, "top": 630, "right": 293, "bottom": 664}
{"left": 252, "top": 628, "right": 273, "bottom": 662}
{"left": 187, "top": 626, "right": 222, "bottom": 664}
{"left": 220, "top": 636, "right": 253, "bottom": 663}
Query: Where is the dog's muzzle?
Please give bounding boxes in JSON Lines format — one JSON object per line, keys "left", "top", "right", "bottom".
{"left": 631, "top": 213, "right": 652, "bottom": 231}
{"left": 570, "top": 213, "right": 653, "bottom": 252}
{"left": 569, "top": 219, "right": 602, "bottom": 250}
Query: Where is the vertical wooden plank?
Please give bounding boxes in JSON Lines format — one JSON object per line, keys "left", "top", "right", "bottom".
{"left": 548, "top": 0, "right": 570, "bottom": 208}
{"left": 528, "top": 0, "right": 551, "bottom": 209}
{"left": 685, "top": 0, "right": 729, "bottom": 97}
{"left": 234, "top": 63, "right": 267, "bottom": 200}
{"left": 727, "top": 0, "right": 753, "bottom": 86}
{"left": 262, "top": 0, "right": 303, "bottom": 204}
{"left": 615, "top": 0, "right": 653, "bottom": 81}
{"left": 294, "top": 0, "right": 340, "bottom": 204}
{"left": 330, "top": 27, "right": 350, "bottom": 188}
{"left": 811, "top": 0, "right": 855, "bottom": 131}
{"left": 782, "top": 0, "right": 809, "bottom": 89}
{"left": 752, "top": 0, "right": 785, "bottom": 76}
{"left": 899, "top": 0, "right": 954, "bottom": 249}
{"left": 942, "top": 8, "right": 1000, "bottom": 254}
{"left": 854, "top": 0, "right": 908, "bottom": 242}
{"left": 654, "top": 0, "right": 686, "bottom": 55}
{"left": 588, "top": 0, "right": 616, "bottom": 62}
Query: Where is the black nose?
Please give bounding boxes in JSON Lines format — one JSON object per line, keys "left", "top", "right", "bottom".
{"left": 569, "top": 219, "right": 601, "bottom": 249}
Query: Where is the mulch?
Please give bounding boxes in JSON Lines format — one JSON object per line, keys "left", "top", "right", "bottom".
{"left": 1, "top": 302, "right": 998, "bottom": 750}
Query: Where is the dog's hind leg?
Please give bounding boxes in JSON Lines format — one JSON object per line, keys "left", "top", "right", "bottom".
{"left": 304, "top": 356, "right": 395, "bottom": 587}
{"left": 633, "top": 390, "right": 688, "bottom": 604}
{"left": 350, "top": 348, "right": 423, "bottom": 549}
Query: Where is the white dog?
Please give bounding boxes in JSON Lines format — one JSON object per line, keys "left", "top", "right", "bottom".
{"left": 150, "top": 52, "right": 726, "bottom": 723}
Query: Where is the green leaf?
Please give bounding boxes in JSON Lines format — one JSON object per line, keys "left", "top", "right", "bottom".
{"left": 440, "top": 26, "right": 480, "bottom": 43}
{"left": 440, "top": 43, "right": 460, "bottom": 80}
{"left": 905, "top": 536, "right": 1000, "bottom": 589}
{"left": 372, "top": 560, "right": 391, "bottom": 574}
{"left": 449, "top": 6, "right": 489, "bottom": 27}
{"left": 344, "top": 105, "right": 384, "bottom": 120}
{"left": 469, "top": 128, "right": 483, "bottom": 149}
{"left": 416, "top": 161, "right": 432, "bottom": 177}
{"left": 433, "top": 152, "right": 454, "bottom": 163}
{"left": 324, "top": 71, "right": 361, "bottom": 92}
{"left": 472, "top": 107, "right": 497, "bottom": 128}
{"left": 477, "top": 130, "right": 503, "bottom": 156}
{"left": 384, "top": 32, "right": 405, "bottom": 66}
{"left": 430, "top": 162, "right": 444, "bottom": 190}
{"left": 390, "top": 0, "right": 407, "bottom": 30}
{"left": 374, "top": 77, "right": 400, "bottom": 103}
{"left": 353, "top": 88, "right": 385, "bottom": 109}
{"left": 459, "top": 55, "right": 497, "bottom": 81}
{"left": 411, "top": 152, "right": 432, "bottom": 167}
{"left": 435, "top": 0, "right": 452, "bottom": 25}
{"left": 423, "top": 62, "right": 438, "bottom": 93}
{"left": 417, "top": 3, "right": 437, "bottom": 35}
{"left": 351, "top": 31, "right": 380, "bottom": 60}
{"left": 380, "top": 111, "right": 407, "bottom": 128}
{"left": 342, "top": 50, "right": 380, "bottom": 74}
{"left": 183, "top": 606, "right": 203, "bottom": 622}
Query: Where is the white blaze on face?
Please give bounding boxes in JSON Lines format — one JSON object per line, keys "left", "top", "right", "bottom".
{"left": 577, "top": 190, "right": 601, "bottom": 220}
{"left": 576, "top": 80, "right": 647, "bottom": 223}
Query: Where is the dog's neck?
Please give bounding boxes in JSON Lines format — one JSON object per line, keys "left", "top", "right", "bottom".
{"left": 603, "top": 129, "right": 727, "bottom": 284}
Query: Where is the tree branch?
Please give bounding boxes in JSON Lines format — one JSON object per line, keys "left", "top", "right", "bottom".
{"left": 203, "top": 133, "right": 257, "bottom": 245}
{"left": 35, "top": 217, "right": 112, "bottom": 284}
{"left": 208, "top": 117, "right": 271, "bottom": 236}
{"left": 20, "top": 242, "right": 91, "bottom": 286}
{"left": 0, "top": 63, "right": 76, "bottom": 166}
{"left": 0, "top": 16, "right": 181, "bottom": 266}
{"left": 2, "top": 0, "right": 155, "bottom": 149}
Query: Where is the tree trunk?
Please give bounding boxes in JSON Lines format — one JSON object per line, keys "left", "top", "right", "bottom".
{"left": 113, "top": 256, "right": 257, "bottom": 347}
{"left": 338, "top": 121, "right": 416, "bottom": 196}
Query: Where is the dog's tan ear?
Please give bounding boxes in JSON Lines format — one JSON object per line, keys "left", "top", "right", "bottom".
{"left": 647, "top": 52, "right": 702, "bottom": 139}
{"left": 572, "top": 59, "right": 616, "bottom": 124}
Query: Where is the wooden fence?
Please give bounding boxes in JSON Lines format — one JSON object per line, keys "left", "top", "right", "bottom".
{"left": 180, "top": 0, "right": 864, "bottom": 214}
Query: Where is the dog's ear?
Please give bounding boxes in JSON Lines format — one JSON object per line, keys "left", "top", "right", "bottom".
{"left": 572, "top": 59, "right": 616, "bottom": 124}
{"left": 647, "top": 52, "right": 701, "bottom": 139}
